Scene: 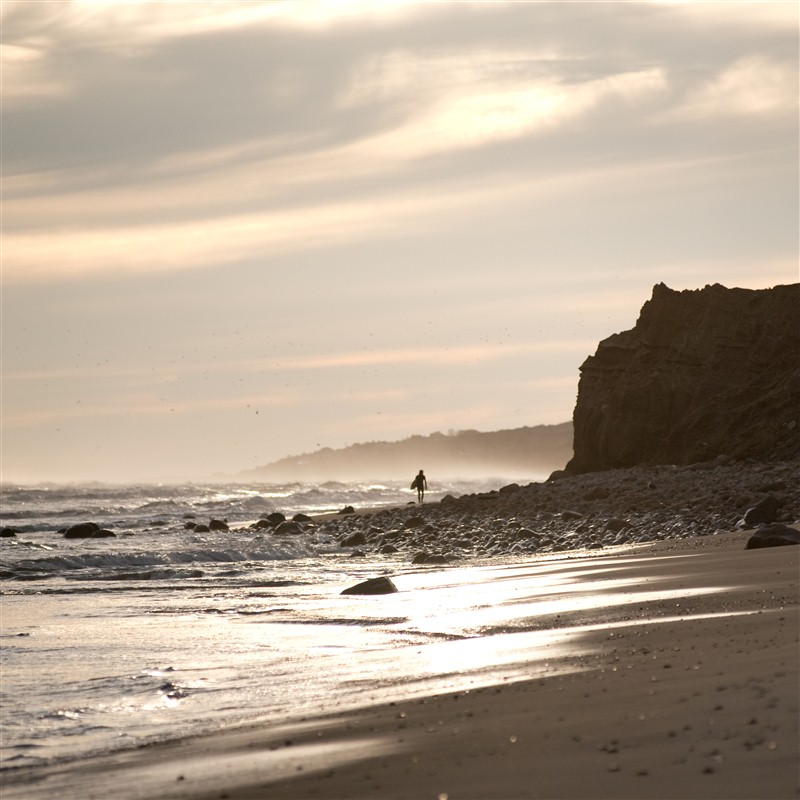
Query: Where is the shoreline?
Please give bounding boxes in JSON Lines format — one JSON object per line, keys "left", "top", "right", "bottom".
{"left": 4, "top": 530, "right": 797, "bottom": 800}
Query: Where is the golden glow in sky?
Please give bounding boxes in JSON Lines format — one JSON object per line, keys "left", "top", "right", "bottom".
{"left": 2, "top": 0, "right": 797, "bottom": 481}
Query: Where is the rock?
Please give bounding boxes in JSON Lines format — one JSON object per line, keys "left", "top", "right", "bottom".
{"left": 208, "top": 519, "right": 229, "bottom": 531}
{"left": 412, "top": 552, "right": 450, "bottom": 565}
{"left": 265, "top": 512, "right": 286, "bottom": 526}
{"left": 561, "top": 510, "right": 583, "bottom": 521}
{"left": 338, "top": 506, "right": 355, "bottom": 515}
{"left": 63, "top": 522, "right": 100, "bottom": 538}
{"left": 340, "top": 531, "right": 366, "bottom": 547}
{"left": 64, "top": 523, "right": 116, "bottom": 538}
{"left": 404, "top": 516, "right": 425, "bottom": 529}
{"left": 184, "top": 521, "right": 197, "bottom": 530}
{"left": 566, "top": 283, "right": 800, "bottom": 473}
{"left": 742, "top": 496, "right": 780, "bottom": 526}
{"left": 379, "top": 543, "right": 399, "bottom": 554}
{"left": 1, "top": 527, "right": 18, "bottom": 537}
{"left": 745, "top": 524, "right": 800, "bottom": 549}
{"left": 604, "top": 518, "right": 631, "bottom": 533}
{"left": 341, "top": 576, "right": 398, "bottom": 595}
{"left": 292, "top": 513, "right": 313, "bottom": 523}
{"left": 254, "top": 519, "right": 272, "bottom": 529}
{"left": 274, "top": 521, "right": 303, "bottom": 535}
{"left": 192, "top": 524, "right": 211, "bottom": 533}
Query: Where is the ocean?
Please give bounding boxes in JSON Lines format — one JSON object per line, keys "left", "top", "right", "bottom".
{"left": 1, "top": 478, "right": 565, "bottom": 774}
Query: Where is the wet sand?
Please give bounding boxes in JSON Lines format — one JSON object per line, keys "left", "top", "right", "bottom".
{"left": 4, "top": 529, "right": 797, "bottom": 800}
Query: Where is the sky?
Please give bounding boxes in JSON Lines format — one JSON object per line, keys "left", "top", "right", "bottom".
{"left": 2, "top": 0, "right": 798, "bottom": 484}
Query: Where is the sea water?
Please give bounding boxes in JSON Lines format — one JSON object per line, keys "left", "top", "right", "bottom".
{"left": 2, "top": 478, "right": 565, "bottom": 772}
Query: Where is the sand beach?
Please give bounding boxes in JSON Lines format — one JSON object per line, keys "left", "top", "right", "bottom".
{"left": 4, "top": 524, "right": 797, "bottom": 800}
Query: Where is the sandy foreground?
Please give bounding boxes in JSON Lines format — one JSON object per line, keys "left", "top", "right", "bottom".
{"left": 3, "top": 530, "right": 798, "bottom": 800}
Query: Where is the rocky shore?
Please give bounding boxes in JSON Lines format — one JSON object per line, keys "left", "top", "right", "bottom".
{"left": 300, "top": 458, "right": 799, "bottom": 563}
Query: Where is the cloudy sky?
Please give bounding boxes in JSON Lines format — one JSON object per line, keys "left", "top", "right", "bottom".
{"left": 2, "top": 1, "right": 797, "bottom": 483}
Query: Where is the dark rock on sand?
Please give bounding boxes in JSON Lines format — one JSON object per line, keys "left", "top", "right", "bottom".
{"left": 412, "top": 552, "right": 450, "bottom": 565}
{"left": 209, "top": 519, "right": 229, "bottom": 531}
{"left": 744, "top": 524, "right": 800, "bottom": 549}
{"left": 566, "top": 283, "right": 800, "bottom": 474}
{"left": 742, "top": 496, "right": 780, "bottom": 526}
{"left": 341, "top": 576, "right": 398, "bottom": 595}
{"left": 265, "top": 512, "right": 286, "bottom": 526}
{"left": 292, "top": 513, "right": 313, "bottom": 523}
{"left": 339, "top": 506, "right": 355, "bottom": 515}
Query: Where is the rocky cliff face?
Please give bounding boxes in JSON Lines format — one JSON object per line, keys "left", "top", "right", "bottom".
{"left": 565, "top": 283, "right": 800, "bottom": 474}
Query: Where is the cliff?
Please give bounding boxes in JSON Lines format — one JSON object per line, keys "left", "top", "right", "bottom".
{"left": 244, "top": 422, "right": 573, "bottom": 481}
{"left": 565, "top": 283, "right": 800, "bottom": 474}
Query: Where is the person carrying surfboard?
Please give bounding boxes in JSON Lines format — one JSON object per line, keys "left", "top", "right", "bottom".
{"left": 411, "top": 469, "right": 427, "bottom": 503}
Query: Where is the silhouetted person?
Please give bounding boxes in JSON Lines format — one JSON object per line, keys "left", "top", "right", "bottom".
{"left": 411, "top": 469, "right": 427, "bottom": 503}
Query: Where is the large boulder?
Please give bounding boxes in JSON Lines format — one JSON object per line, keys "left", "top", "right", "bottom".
{"left": 565, "top": 283, "right": 800, "bottom": 474}
{"left": 742, "top": 496, "right": 780, "bottom": 527}
{"left": 745, "top": 524, "right": 800, "bottom": 549}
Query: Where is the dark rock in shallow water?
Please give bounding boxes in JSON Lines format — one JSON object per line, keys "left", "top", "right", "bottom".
{"left": 274, "top": 521, "right": 303, "bottom": 535}
{"left": 742, "top": 496, "right": 780, "bottom": 526}
{"left": 340, "top": 531, "right": 366, "bottom": 547}
{"left": 266, "top": 512, "right": 286, "bottom": 526}
{"left": 209, "top": 519, "right": 229, "bottom": 531}
{"left": 745, "top": 524, "right": 800, "bottom": 549}
{"left": 192, "top": 524, "right": 211, "bottom": 533}
{"left": 292, "top": 513, "right": 313, "bottom": 523}
{"left": 1, "top": 528, "right": 18, "bottom": 538}
{"left": 64, "top": 522, "right": 100, "bottom": 538}
{"left": 338, "top": 506, "right": 355, "bottom": 515}
{"left": 341, "top": 576, "right": 398, "bottom": 595}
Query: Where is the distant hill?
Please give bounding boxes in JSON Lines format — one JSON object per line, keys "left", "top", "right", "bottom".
{"left": 241, "top": 422, "right": 573, "bottom": 481}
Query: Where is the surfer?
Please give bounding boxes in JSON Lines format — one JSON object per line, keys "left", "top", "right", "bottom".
{"left": 411, "top": 469, "right": 427, "bottom": 504}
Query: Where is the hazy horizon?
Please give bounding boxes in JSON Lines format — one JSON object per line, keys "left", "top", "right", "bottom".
{"left": 2, "top": 1, "right": 798, "bottom": 484}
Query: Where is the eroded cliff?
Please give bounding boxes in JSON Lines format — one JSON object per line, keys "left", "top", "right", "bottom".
{"left": 565, "top": 282, "right": 800, "bottom": 474}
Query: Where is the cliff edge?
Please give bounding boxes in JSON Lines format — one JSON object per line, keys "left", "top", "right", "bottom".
{"left": 565, "top": 282, "right": 800, "bottom": 474}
